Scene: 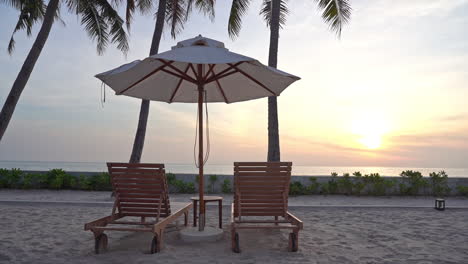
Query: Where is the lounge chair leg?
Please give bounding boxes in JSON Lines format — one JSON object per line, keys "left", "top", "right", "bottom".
{"left": 288, "top": 229, "right": 299, "bottom": 252}
{"left": 150, "top": 235, "right": 159, "bottom": 254}
{"left": 184, "top": 211, "right": 188, "bottom": 226}
{"left": 94, "top": 233, "right": 108, "bottom": 254}
{"left": 275, "top": 216, "right": 279, "bottom": 225}
{"left": 231, "top": 228, "right": 240, "bottom": 253}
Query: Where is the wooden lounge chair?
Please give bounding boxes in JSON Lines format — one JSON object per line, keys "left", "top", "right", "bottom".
{"left": 84, "top": 163, "right": 192, "bottom": 254}
{"left": 230, "top": 162, "right": 303, "bottom": 253}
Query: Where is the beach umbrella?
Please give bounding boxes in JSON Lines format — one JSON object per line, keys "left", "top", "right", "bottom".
{"left": 95, "top": 35, "right": 300, "bottom": 231}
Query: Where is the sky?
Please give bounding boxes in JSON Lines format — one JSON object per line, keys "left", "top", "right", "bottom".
{"left": 0, "top": 0, "right": 467, "bottom": 168}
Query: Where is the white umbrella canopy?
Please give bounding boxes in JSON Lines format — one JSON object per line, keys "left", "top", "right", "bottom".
{"left": 95, "top": 35, "right": 300, "bottom": 103}
{"left": 95, "top": 35, "right": 300, "bottom": 232}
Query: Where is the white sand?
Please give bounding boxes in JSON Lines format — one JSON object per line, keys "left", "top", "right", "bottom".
{"left": 1, "top": 197, "right": 468, "bottom": 263}
{"left": 1, "top": 190, "right": 467, "bottom": 207}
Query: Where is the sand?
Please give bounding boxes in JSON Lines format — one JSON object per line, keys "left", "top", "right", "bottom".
{"left": 1, "top": 190, "right": 467, "bottom": 207}
{"left": 1, "top": 195, "right": 468, "bottom": 263}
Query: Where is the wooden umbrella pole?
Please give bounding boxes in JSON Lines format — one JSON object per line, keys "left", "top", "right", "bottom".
{"left": 198, "top": 64, "right": 205, "bottom": 232}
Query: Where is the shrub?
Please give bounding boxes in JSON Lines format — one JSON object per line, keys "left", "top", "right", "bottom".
{"left": 364, "top": 173, "right": 388, "bottom": 196}
{"left": 46, "top": 169, "right": 68, "bottom": 189}
{"left": 0, "top": 168, "right": 8, "bottom": 188}
{"left": 22, "top": 173, "right": 46, "bottom": 189}
{"left": 456, "top": 185, "right": 468, "bottom": 196}
{"left": 320, "top": 182, "right": 330, "bottom": 195}
{"left": 290, "top": 181, "right": 306, "bottom": 195}
{"left": 429, "top": 171, "right": 450, "bottom": 197}
{"left": 78, "top": 175, "right": 92, "bottom": 190}
{"left": 221, "top": 179, "right": 232, "bottom": 193}
{"left": 0, "top": 168, "right": 23, "bottom": 188}
{"left": 208, "top": 175, "right": 218, "bottom": 193}
{"left": 337, "top": 173, "right": 353, "bottom": 195}
{"left": 307, "top": 177, "right": 320, "bottom": 194}
{"left": 400, "top": 170, "right": 427, "bottom": 195}
{"left": 166, "top": 173, "right": 176, "bottom": 185}
{"left": 326, "top": 172, "right": 339, "bottom": 194}
{"left": 352, "top": 171, "right": 365, "bottom": 195}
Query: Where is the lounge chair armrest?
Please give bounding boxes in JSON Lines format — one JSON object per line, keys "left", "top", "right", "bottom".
{"left": 84, "top": 215, "right": 115, "bottom": 230}
{"left": 153, "top": 202, "right": 193, "bottom": 233}
{"left": 287, "top": 211, "right": 303, "bottom": 229}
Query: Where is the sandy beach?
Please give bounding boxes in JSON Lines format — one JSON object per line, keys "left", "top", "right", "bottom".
{"left": 1, "top": 191, "right": 467, "bottom": 264}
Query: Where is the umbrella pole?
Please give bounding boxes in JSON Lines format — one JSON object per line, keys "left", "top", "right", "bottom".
{"left": 198, "top": 83, "right": 205, "bottom": 231}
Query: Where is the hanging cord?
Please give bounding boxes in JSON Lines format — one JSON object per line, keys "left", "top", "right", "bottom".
{"left": 100, "top": 82, "right": 106, "bottom": 108}
{"left": 193, "top": 90, "right": 211, "bottom": 168}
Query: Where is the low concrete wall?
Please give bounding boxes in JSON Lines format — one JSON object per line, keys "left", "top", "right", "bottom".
{"left": 23, "top": 170, "right": 468, "bottom": 195}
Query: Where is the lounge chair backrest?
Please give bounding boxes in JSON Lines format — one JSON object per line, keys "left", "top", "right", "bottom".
{"left": 233, "top": 162, "right": 292, "bottom": 218}
{"left": 107, "top": 163, "right": 171, "bottom": 218}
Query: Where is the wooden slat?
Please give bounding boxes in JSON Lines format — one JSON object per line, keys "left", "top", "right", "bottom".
{"left": 234, "top": 167, "right": 291, "bottom": 171}
{"left": 120, "top": 203, "right": 165, "bottom": 208}
{"left": 114, "top": 184, "right": 163, "bottom": 190}
{"left": 110, "top": 168, "right": 164, "bottom": 174}
{"left": 92, "top": 226, "right": 152, "bottom": 232}
{"left": 236, "top": 176, "right": 288, "bottom": 180}
{"left": 113, "top": 179, "right": 162, "bottom": 184}
{"left": 235, "top": 172, "right": 290, "bottom": 177}
{"left": 119, "top": 198, "right": 161, "bottom": 203}
{"left": 234, "top": 162, "right": 292, "bottom": 166}
{"left": 108, "top": 163, "right": 165, "bottom": 168}
{"left": 120, "top": 208, "right": 161, "bottom": 212}
{"left": 238, "top": 194, "right": 284, "bottom": 199}
{"left": 115, "top": 189, "right": 163, "bottom": 195}
{"left": 118, "top": 194, "right": 161, "bottom": 199}
{"left": 239, "top": 199, "right": 283, "bottom": 203}
{"left": 238, "top": 204, "right": 284, "bottom": 208}
{"left": 237, "top": 183, "right": 286, "bottom": 187}
{"left": 239, "top": 212, "right": 284, "bottom": 216}
{"left": 122, "top": 213, "right": 169, "bottom": 218}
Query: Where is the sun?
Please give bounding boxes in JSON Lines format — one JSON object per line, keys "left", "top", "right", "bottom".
{"left": 351, "top": 113, "right": 389, "bottom": 150}
{"left": 359, "top": 134, "right": 382, "bottom": 149}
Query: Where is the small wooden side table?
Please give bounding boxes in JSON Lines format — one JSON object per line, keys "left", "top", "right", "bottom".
{"left": 190, "top": 196, "right": 223, "bottom": 229}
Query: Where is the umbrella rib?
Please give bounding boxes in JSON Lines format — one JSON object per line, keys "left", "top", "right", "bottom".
{"left": 215, "top": 79, "right": 229, "bottom": 103}
{"left": 189, "top": 64, "right": 198, "bottom": 79}
{"left": 169, "top": 64, "right": 191, "bottom": 103}
{"left": 117, "top": 60, "right": 173, "bottom": 95}
{"left": 228, "top": 63, "right": 277, "bottom": 96}
{"left": 157, "top": 59, "right": 197, "bottom": 83}
{"left": 161, "top": 68, "right": 197, "bottom": 84}
{"left": 204, "top": 62, "right": 244, "bottom": 83}
{"left": 203, "top": 64, "right": 216, "bottom": 81}
{"left": 206, "top": 69, "right": 238, "bottom": 84}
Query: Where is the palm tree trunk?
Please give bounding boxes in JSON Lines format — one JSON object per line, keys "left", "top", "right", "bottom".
{"left": 0, "top": 0, "right": 60, "bottom": 142}
{"left": 267, "top": 0, "right": 281, "bottom": 162}
{"left": 129, "top": 0, "right": 167, "bottom": 163}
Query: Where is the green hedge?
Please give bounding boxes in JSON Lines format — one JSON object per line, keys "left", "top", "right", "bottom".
{"left": 0, "top": 168, "right": 467, "bottom": 197}
{"left": 0, "top": 168, "right": 111, "bottom": 191}
{"left": 288, "top": 170, "right": 461, "bottom": 197}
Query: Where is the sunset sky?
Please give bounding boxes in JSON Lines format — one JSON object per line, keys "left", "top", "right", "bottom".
{"left": 1, "top": 0, "right": 467, "bottom": 167}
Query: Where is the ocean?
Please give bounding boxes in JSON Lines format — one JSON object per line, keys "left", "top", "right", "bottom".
{"left": 0, "top": 160, "right": 467, "bottom": 177}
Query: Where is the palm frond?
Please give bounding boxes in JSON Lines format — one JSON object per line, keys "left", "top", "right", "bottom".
{"left": 7, "top": 0, "right": 46, "bottom": 54}
{"left": 95, "top": 0, "right": 130, "bottom": 54}
{"left": 77, "top": 0, "right": 109, "bottom": 55}
{"left": 136, "top": 0, "right": 152, "bottom": 14}
{"left": 166, "top": 0, "right": 187, "bottom": 39}
{"left": 187, "top": 0, "right": 215, "bottom": 20}
{"left": 260, "top": 0, "right": 288, "bottom": 29}
{"left": 124, "top": 0, "right": 135, "bottom": 30}
{"left": 0, "top": 0, "right": 23, "bottom": 9}
{"left": 314, "top": 0, "right": 351, "bottom": 37}
{"left": 228, "top": 0, "right": 251, "bottom": 39}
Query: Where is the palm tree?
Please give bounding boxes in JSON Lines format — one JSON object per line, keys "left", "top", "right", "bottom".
{"left": 125, "top": 0, "right": 215, "bottom": 163}
{"left": 0, "top": 0, "right": 129, "bottom": 142}
{"left": 228, "top": 0, "right": 351, "bottom": 162}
